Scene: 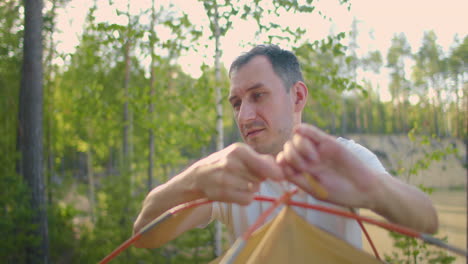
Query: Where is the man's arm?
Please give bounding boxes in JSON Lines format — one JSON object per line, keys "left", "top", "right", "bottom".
{"left": 133, "top": 167, "right": 208, "bottom": 248}
{"left": 370, "top": 171, "right": 438, "bottom": 233}
{"left": 133, "top": 143, "right": 284, "bottom": 248}
{"left": 277, "top": 124, "right": 438, "bottom": 234}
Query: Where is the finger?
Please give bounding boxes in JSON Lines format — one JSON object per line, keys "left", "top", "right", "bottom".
{"left": 208, "top": 173, "right": 259, "bottom": 204}
{"left": 292, "top": 134, "right": 319, "bottom": 162}
{"left": 233, "top": 144, "right": 284, "bottom": 181}
{"left": 222, "top": 156, "right": 264, "bottom": 184}
{"left": 283, "top": 141, "right": 308, "bottom": 173}
{"left": 295, "top": 124, "right": 331, "bottom": 145}
{"left": 287, "top": 173, "right": 328, "bottom": 201}
{"left": 220, "top": 189, "right": 256, "bottom": 205}
{"left": 303, "top": 173, "right": 328, "bottom": 200}
{"left": 277, "top": 151, "right": 295, "bottom": 179}
{"left": 246, "top": 181, "right": 260, "bottom": 193}
{"left": 217, "top": 171, "right": 260, "bottom": 193}
{"left": 283, "top": 164, "right": 299, "bottom": 179}
{"left": 258, "top": 154, "right": 285, "bottom": 181}
{"left": 278, "top": 151, "right": 302, "bottom": 180}
{"left": 276, "top": 151, "right": 285, "bottom": 164}
{"left": 285, "top": 172, "right": 311, "bottom": 192}
{"left": 234, "top": 180, "right": 259, "bottom": 193}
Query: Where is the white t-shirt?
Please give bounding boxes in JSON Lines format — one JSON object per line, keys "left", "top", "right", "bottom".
{"left": 210, "top": 138, "right": 388, "bottom": 248}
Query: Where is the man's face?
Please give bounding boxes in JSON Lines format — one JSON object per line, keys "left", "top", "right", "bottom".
{"left": 229, "top": 55, "right": 295, "bottom": 155}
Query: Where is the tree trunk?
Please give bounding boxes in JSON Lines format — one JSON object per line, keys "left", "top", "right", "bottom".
{"left": 45, "top": 0, "right": 57, "bottom": 205}
{"left": 379, "top": 103, "right": 386, "bottom": 134}
{"left": 148, "top": 0, "right": 156, "bottom": 192}
{"left": 462, "top": 80, "right": 467, "bottom": 140}
{"left": 87, "top": 148, "right": 96, "bottom": 223}
{"left": 365, "top": 94, "right": 372, "bottom": 133}
{"left": 213, "top": 1, "right": 224, "bottom": 257}
{"left": 454, "top": 73, "right": 460, "bottom": 138}
{"left": 330, "top": 112, "right": 336, "bottom": 134}
{"left": 18, "top": 0, "right": 49, "bottom": 262}
{"left": 355, "top": 104, "right": 361, "bottom": 133}
{"left": 340, "top": 97, "right": 347, "bottom": 135}
{"left": 432, "top": 98, "right": 439, "bottom": 137}
{"left": 123, "top": 0, "right": 132, "bottom": 181}
{"left": 391, "top": 97, "right": 398, "bottom": 133}
{"left": 123, "top": 50, "right": 131, "bottom": 157}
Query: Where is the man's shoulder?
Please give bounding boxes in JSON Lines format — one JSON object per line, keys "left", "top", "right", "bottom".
{"left": 336, "top": 137, "right": 370, "bottom": 155}
{"left": 336, "top": 137, "right": 387, "bottom": 173}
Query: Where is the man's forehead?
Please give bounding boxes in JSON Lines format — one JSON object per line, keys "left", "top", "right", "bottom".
{"left": 229, "top": 56, "right": 273, "bottom": 96}
{"left": 229, "top": 82, "right": 264, "bottom": 100}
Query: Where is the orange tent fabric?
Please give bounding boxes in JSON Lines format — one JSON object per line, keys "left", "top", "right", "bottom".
{"left": 211, "top": 206, "right": 380, "bottom": 264}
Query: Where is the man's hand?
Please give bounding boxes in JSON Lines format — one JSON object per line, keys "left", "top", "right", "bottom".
{"left": 276, "top": 124, "right": 379, "bottom": 209}
{"left": 133, "top": 142, "right": 284, "bottom": 248}
{"left": 192, "top": 143, "right": 284, "bottom": 205}
{"left": 276, "top": 123, "right": 438, "bottom": 234}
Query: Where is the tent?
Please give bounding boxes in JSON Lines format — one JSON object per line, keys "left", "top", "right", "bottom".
{"left": 210, "top": 206, "right": 380, "bottom": 263}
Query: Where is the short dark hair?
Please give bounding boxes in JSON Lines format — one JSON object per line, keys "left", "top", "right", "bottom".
{"left": 229, "top": 45, "right": 304, "bottom": 92}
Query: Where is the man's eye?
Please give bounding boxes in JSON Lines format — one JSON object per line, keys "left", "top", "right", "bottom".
{"left": 232, "top": 101, "right": 241, "bottom": 110}
{"left": 253, "top": 92, "right": 264, "bottom": 100}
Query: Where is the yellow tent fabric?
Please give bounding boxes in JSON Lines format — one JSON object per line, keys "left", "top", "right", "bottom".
{"left": 211, "top": 206, "right": 381, "bottom": 264}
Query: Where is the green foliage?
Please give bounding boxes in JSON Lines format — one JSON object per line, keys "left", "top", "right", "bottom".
{"left": 74, "top": 172, "right": 136, "bottom": 263}
{"left": 297, "top": 32, "right": 361, "bottom": 95}
{"left": 0, "top": 169, "right": 39, "bottom": 263}
{"left": 201, "top": 0, "right": 351, "bottom": 44}
{"left": 48, "top": 203, "right": 78, "bottom": 262}
{"left": 361, "top": 50, "right": 383, "bottom": 74}
{"left": 385, "top": 232, "right": 456, "bottom": 264}
{"left": 448, "top": 36, "right": 468, "bottom": 73}
{"left": 403, "top": 127, "right": 458, "bottom": 179}
{"left": 166, "top": 223, "right": 216, "bottom": 263}
{"left": 202, "top": 0, "right": 238, "bottom": 37}
{"left": 384, "top": 127, "right": 459, "bottom": 264}
{"left": 295, "top": 32, "right": 367, "bottom": 133}
{"left": 73, "top": 171, "right": 216, "bottom": 263}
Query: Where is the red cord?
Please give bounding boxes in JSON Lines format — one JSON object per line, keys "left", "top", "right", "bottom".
{"left": 254, "top": 196, "right": 421, "bottom": 238}
{"left": 355, "top": 215, "right": 381, "bottom": 260}
{"left": 241, "top": 189, "right": 297, "bottom": 240}
{"left": 99, "top": 199, "right": 212, "bottom": 264}
{"left": 171, "top": 199, "right": 213, "bottom": 215}
{"left": 99, "top": 233, "right": 142, "bottom": 264}
{"left": 100, "top": 194, "right": 426, "bottom": 263}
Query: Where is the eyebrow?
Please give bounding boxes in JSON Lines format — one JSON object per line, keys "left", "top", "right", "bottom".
{"left": 228, "top": 82, "right": 264, "bottom": 104}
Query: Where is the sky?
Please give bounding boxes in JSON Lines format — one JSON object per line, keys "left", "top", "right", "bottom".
{"left": 54, "top": 0, "right": 468, "bottom": 101}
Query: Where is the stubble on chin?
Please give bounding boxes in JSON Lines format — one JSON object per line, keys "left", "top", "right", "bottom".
{"left": 250, "top": 138, "right": 282, "bottom": 156}
{"left": 248, "top": 128, "right": 291, "bottom": 156}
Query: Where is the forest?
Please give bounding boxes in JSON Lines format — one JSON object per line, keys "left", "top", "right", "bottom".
{"left": 1, "top": 0, "right": 466, "bottom": 263}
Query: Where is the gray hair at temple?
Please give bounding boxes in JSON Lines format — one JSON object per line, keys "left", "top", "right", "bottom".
{"left": 229, "top": 45, "right": 304, "bottom": 93}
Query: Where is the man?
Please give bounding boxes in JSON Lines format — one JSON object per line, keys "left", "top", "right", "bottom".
{"left": 133, "top": 45, "right": 438, "bottom": 249}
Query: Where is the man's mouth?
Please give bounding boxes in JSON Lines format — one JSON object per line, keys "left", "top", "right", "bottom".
{"left": 245, "top": 128, "right": 265, "bottom": 138}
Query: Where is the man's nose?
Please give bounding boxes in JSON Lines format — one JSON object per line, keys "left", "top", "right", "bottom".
{"left": 238, "top": 102, "right": 256, "bottom": 124}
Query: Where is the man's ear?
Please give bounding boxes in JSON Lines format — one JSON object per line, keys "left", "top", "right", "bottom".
{"left": 292, "top": 81, "right": 308, "bottom": 112}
